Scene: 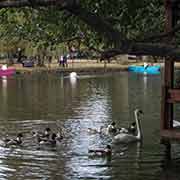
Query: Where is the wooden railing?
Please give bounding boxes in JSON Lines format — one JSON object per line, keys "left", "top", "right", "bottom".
{"left": 161, "top": 87, "right": 180, "bottom": 140}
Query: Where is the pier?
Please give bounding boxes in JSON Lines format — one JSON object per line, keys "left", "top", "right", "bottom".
{"left": 161, "top": 0, "right": 180, "bottom": 158}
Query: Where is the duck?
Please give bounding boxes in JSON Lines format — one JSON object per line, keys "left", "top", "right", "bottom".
{"left": 3, "top": 133, "right": 23, "bottom": 146}
{"left": 56, "top": 131, "right": 63, "bottom": 142}
{"left": 32, "top": 127, "right": 51, "bottom": 140}
{"left": 113, "top": 109, "right": 143, "bottom": 144}
{"left": 88, "top": 145, "right": 112, "bottom": 156}
{"left": 96, "top": 122, "right": 117, "bottom": 135}
{"left": 107, "top": 122, "right": 117, "bottom": 133}
{"left": 38, "top": 133, "right": 57, "bottom": 146}
{"left": 88, "top": 120, "right": 136, "bottom": 136}
{"left": 100, "top": 121, "right": 136, "bottom": 135}
{"left": 43, "top": 127, "right": 51, "bottom": 138}
{"left": 88, "top": 121, "right": 130, "bottom": 135}
{"left": 118, "top": 121, "right": 136, "bottom": 134}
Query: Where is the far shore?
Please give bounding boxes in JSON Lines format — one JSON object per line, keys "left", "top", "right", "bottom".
{"left": 14, "top": 60, "right": 130, "bottom": 75}
{"left": 2, "top": 59, "right": 180, "bottom": 75}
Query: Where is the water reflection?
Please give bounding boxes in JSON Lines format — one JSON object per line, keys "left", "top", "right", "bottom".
{"left": 133, "top": 142, "right": 143, "bottom": 169}
{"left": 66, "top": 85, "right": 111, "bottom": 179}
{"left": 1, "top": 77, "right": 7, "bottom": 112}
{"left": 158, "top": 144, "right": 180, "bottom": 180}
{"left": 69, "top": 76, "right": 77, "bottom": 87}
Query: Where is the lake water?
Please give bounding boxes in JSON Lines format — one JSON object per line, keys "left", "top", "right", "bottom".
{"left": 0, "top": 72, "right": 179, "bottom": 180}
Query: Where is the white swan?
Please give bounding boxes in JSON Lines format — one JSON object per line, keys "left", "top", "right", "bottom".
{"left": 113, "top": 109, "right": 143, "bottom": 144}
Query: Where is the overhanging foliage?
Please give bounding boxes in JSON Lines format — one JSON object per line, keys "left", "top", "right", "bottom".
{"left": 0, "top": 0, "right": 179, "bottom": 60}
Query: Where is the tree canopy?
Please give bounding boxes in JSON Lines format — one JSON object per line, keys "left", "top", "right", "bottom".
{"left": 0, "top": 0, "right": 179, "bottom": 59}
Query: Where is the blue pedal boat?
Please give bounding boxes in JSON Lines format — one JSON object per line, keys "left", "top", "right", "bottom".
{"left": 128, "top": 65, "right": 160, "bottom": 74}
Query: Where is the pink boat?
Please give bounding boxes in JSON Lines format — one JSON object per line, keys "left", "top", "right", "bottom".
{"left": 0, "top": 65, "right": 15, "bottom": 76}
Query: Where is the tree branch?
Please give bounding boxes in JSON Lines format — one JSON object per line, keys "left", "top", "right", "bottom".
{"left": 65, "top": 5, "right": 124, "bottom": 47}
{"left": 0, "top": 0, "right": 80, "bottom": 8}
{"left": 101, "top": 42, "right": 180, "bottom": 60}
{"left": 141, "top": 23, "right": 180, "bottom": 43}
{"left": 0, "top": 0, "right": 57, "bottom": 7}
{"left": 0, "top": 0, "right": 124, "bottom": 47}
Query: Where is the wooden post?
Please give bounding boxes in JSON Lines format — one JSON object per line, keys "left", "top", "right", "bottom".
{"left": 161, "top": 60, "right": 174, "bottom": 130}
{"left": 161, "top": 84, "right": 168, "bottom": 130}
{"left": 165, "top": 60, "right": 174, "bottom": 129}
{"left": 161, "top": 0, "right": 174, "bottom": 131}
{"left": 160, "top": 0, "right": 175, "bottom": 158}
{"left": 165, "top": 0, "right": 173, "bottom": 33}
{"left": 165, "top": 140, "right": 171, "bottom": 160}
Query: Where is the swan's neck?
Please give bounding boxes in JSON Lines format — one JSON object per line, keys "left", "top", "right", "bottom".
{"left": 135, "top": 111, "right": 142, "bottom": 140}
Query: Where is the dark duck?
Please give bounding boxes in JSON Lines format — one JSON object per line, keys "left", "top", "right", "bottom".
{"left": 32, "top": 127, "right": 51, "bottom": 141}
{"left": 38, "top": 133, "right": 57, "bottom": 146}
{"left": 3, "top": 133, "right": 23, "bottom": 146}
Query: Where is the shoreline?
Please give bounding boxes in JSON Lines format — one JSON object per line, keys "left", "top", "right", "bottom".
{"left": 7, "top": 60, "right": 180, "bottom": 75}
{"left": 13, "top": 60, "right": 130, "bottom": 75}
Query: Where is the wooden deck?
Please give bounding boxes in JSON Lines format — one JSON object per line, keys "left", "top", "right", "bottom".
{"left": 160, "top": 0, "right": 180, "bottom": 148}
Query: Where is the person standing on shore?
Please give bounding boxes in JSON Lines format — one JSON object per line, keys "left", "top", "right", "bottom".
{"left": 48, "top": 56, "right": 52, "bottom": 68}
{"left": 59, "top": 55, "right": 64, "bottom": 67}
{"left": 63, "top": 54, "right": 68, "bottom": 67}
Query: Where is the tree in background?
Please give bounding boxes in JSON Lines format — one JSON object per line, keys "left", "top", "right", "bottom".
{"left": 0, "top": 0, "right": 179, "bottom": 61}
